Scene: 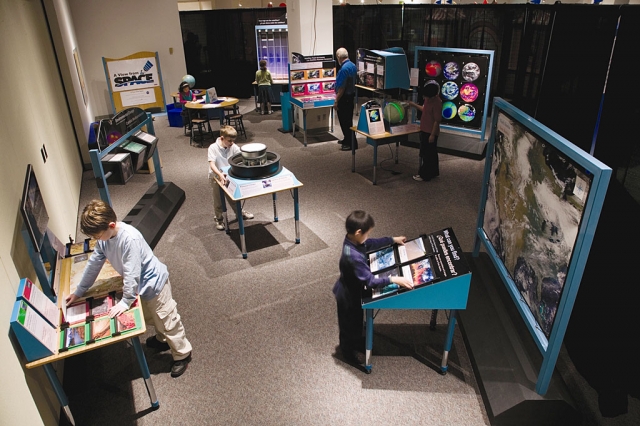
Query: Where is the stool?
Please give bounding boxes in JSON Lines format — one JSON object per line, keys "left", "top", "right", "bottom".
{"left": 190, "top": 118, "right": 212, "bottom": 147}
{"left": 225, "top": 113, "right": 246, "bottom": 139}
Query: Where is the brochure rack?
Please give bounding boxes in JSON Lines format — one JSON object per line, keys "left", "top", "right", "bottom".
{"left": 288, "top": 57, "right": 337, "bottom": 146}
{"left": 10, "top": 254, "right": 158, "bottom": 425}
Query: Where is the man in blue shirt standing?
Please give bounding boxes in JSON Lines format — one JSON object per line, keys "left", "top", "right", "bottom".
{"left": 334, "top": 47, "right": 358, "bottom": 151}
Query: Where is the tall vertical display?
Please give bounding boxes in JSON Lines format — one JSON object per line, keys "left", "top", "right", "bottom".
{"left": 255, "top": 23, "right": 289, "bottom": 81}
{"left": 414, "top": 47, "right": 494, "bottom": 141}
{"left": 473, "top": 98, "right": 611, "bottom": 394}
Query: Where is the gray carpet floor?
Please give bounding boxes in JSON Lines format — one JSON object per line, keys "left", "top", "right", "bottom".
{"left": 59, "top": 99, "right": 638, "bottom": 426}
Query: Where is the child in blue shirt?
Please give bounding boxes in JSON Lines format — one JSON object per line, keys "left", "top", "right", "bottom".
{"left": 66, "top": 200, "right": 193, "bottom": 377}
{"left": 332, "top": 210, "right": 413, "bottom": 364}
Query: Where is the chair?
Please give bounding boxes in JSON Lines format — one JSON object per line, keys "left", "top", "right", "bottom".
{"left": 187, "top": 108, "right": 212, "bottom": 147}
{"left": 224, "top": 105, "right": 246, "bottom": 139}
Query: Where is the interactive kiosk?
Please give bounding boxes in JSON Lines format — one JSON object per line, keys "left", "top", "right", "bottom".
{"left": 362, "top": 227, "right": 471, "bottom": 374}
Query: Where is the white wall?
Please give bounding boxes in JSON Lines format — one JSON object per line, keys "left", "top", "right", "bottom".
{"left": 0, "top": 0, "right": 85, "bottom": 425}
{"left": 68, "top": 0, "right": 188, "bottom": 121}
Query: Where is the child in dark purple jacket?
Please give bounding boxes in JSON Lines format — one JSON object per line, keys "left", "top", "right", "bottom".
{"left": 332, "top": 210, "right": 413, "bottom": 364}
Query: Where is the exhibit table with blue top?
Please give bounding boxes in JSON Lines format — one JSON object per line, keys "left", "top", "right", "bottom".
{"left": 218, "top": 166, "right": 303, "bottom": 259}
{"left": 289, "top": 95, "right": 335, "bottom": 147}
{"left": 361, "top": 227, "right": 471, "bottom": 374}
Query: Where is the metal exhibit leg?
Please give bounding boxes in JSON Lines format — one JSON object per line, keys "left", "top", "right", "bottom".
{"left": 395, "top": 141, "right": 399, "bottom": 164}
{"left": 365, "top": 309, "right": 374, "bottom": 373}
{"left": 351, "top": 131, "right": 356, "bottom": 173}
{"left": 293, "top": 188, "right": 300, "bottom": 243}
{"left": 43, "top": 364, "right": 75, "bottom": 426}
{"left": 372, "top": 141, "right": 378, "bottom": 185}
{"left": 219, "top": 186, "right": 230, "bottom": 234}
{"left": 303, "top": 109, "right": 308, "bottom": 147}
{"left": 237, "top": 200, "right": 247, "bottom": 258}
{"left": 131, "top": 336, "right": 159, "bottom": 407}
{"left": 440, "top": 309, "right": 458, "bottom": 375}
{"left": 430, "top": 309, "right": 438, "bottom": 331}
{"left": 272, "top": 193, "right": 278, "bottom": 222}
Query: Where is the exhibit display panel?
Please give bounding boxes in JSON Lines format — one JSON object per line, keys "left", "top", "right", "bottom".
{"left": 473, "top": 98, "right": 611, "bottom": 394}
{"left": 356, "top": 48, "right": 410, "bottom": 90}
{"left": 414, "top": 47, "right": 494, "bottom": 140}
{"left": 255, "top": 24, "right": 288, "bottom": 80}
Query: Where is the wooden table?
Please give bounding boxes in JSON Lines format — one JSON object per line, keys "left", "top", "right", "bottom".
{"left": 349, "top": 125, "right": 421, "bottom": 185}
{"left": 24, "top": 257, "right": 157, "bottom": 425}
{"left": 218, "top": 166, "right": 303, "bottom": 259}
{"left": 185, "top": 97, "right": 240, "bottom": 126}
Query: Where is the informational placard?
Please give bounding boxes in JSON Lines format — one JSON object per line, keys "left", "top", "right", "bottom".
{"left": 17, "top": 278, "right": 59, "bottom": 327}
{"left": 120, "top": 89, "right": 156, "bottom": 107}
{"left": 13, "top": 301, "right": 58, "bottom": 354}
{"left": 103, "top": 51, "right": 166, "bottom": 114}
{"left": 106, "top": 57, "right": 160, "bottom": 93}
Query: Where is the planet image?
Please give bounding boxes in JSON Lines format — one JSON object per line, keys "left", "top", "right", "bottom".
{"left": 460, "top": 83, "right": 479, "bottom": 102}
{"left": 441, "top": 82, "right": 459, "bottom": 100}
{"left": 458, "top": 104, "right": 476, "bottom": 122}
{"left": 442, "top": 102, "right": 457, "bottom": 120}
{"left": 443, "top": 62, "right": 460, "bottom": 80}
{"left": 462, "top": 63, "right": 481, "bottom": 81}
{"left": 425, "top": 60, "right": 442, "bottom": 77}
{"left": 383, "top": 102, "right": 405, "bottom": 124}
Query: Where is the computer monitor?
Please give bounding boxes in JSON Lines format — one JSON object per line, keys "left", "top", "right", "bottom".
{"left": 205, "top": 87, "right": 218, "bottom": 103}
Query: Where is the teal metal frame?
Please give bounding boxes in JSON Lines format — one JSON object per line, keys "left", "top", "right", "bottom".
{"left": 473, "top": 98, "right": 612, "bottom": 394}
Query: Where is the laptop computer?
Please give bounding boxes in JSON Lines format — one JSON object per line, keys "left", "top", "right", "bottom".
{"left": 206, "top": 87, "right": 222, "bottom": 104}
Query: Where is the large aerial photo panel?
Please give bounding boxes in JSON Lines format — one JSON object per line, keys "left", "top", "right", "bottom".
{"left": 483, "top": 111, "right": 593, "bottom": 337}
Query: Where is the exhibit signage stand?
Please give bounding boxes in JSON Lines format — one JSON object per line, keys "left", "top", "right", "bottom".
{"left": 464, "top": 98, "right": 611, "bottom": 424}
{"left": 361, "top": 227, "right": 471, "bottom": 374}
{"left": 288, "top": 55, "right": 337, "bottom": 146}
{"left": 90, "top": 108, "right": 185, "bottom": 248}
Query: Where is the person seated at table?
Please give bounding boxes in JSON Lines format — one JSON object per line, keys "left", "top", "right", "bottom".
{"left": 178, "top": 81, "right": 196, "bottom": 129}
{"left": 332, "top": 210, "right": 413, "bottom": 365}
{"left": 208, "top": 125, "right": 254, "bottom": 230}
{"left": 178, "top": 81, "right": 195, "bottom": 105}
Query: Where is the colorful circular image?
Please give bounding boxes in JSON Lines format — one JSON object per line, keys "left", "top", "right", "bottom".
{"left": 462, "top": 63, "right": 481, "bottom": 81}
{"left": 425, "top": 60, "right": 442, "bottom": 77}
{"left": 442, "top": 102, "right": 457, "bottom": 120}
{"left": 441, "top": 82, "right": 459, "bottom": 100}
{"left": 443, "top": 62, "right": 460, "bottom": 80}
{"left": 460, "top": 83, "right": 479, "bottom": 102}
{"left": 458, "top": 104, "right": 476, "bottom": 122}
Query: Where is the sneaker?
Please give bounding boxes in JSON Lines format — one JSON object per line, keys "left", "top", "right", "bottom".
{"left": 215, "top": 218, "right": 225, "bottom": 231}
{"left": 268, "top": 110, "right": 273, "bottom": 115}
{"left": 341, "top": 144, "right": 359, "bottom": 151}
{"left": 413, "top": 175, "right": 425, "bottom": 182}
{"left": 171, "top": 353, "right": 192, "bottom": 378}
{"left": 146, "top": 336, "right": 170, "bottom": 352}
{"left": 242, "top": 211, "right": 254, "bottom": 220}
